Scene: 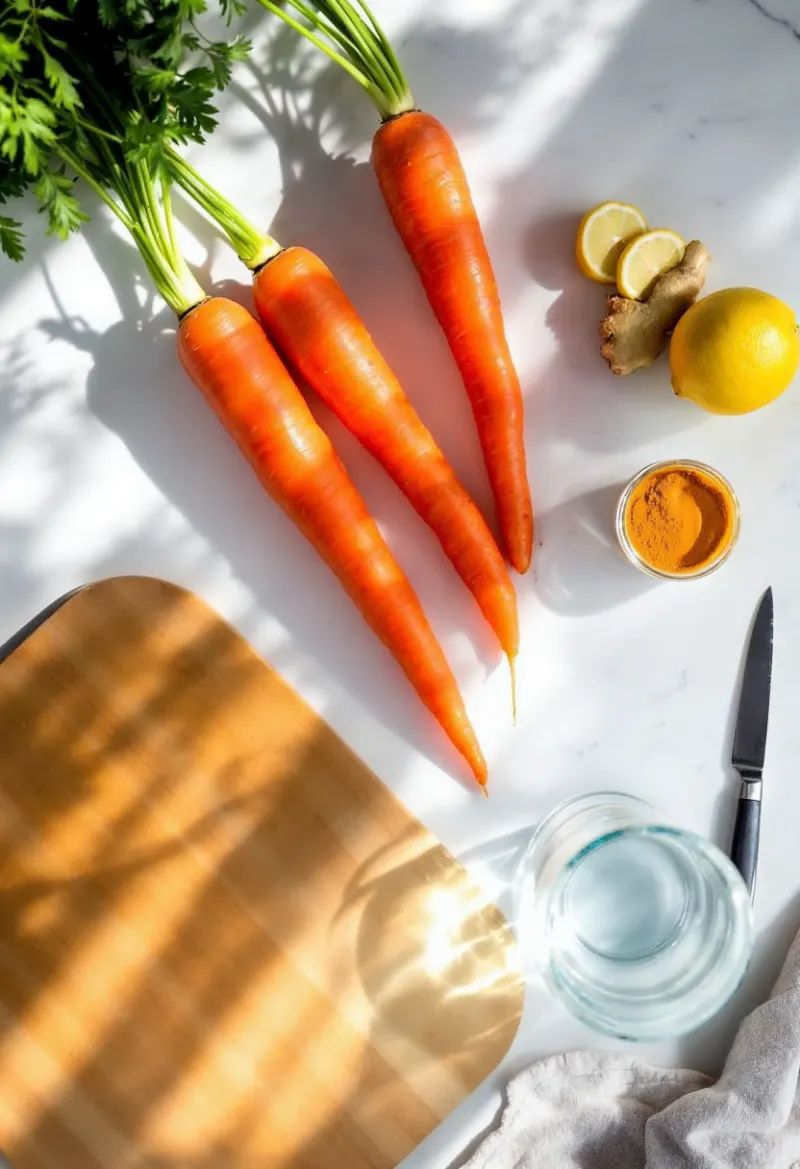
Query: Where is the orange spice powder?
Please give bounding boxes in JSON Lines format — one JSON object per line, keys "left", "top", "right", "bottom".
{"left": 625, "top": 465, "right": 736, "bottom": 574}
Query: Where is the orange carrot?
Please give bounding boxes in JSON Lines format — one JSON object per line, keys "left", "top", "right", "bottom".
{"left": 256, "top": 1, "right": 534, "bottom": 575}
{"left": 372, "top": 112, "right": 532, "bottom": 574}
{"left": 252, "top": 245, "right": 520, "bottom": 665}
{"left": 177, "top": 296, "right": 487, "bottom": 786}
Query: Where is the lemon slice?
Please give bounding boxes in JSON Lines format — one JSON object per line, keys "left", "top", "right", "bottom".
{"left": 616, "top": 229, "right": 685, "bottom": 300}
{"left": 575, "top": 201, "right": 648, "bottom": 284}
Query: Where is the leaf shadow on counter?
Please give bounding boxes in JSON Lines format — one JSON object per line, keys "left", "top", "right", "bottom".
{"left": 535, "top": 483, "right": 658, "bottom": 617}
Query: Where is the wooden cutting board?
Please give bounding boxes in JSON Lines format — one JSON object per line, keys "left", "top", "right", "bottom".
{"left": 0, "top": 577, "right": 523, "bottom": 1169}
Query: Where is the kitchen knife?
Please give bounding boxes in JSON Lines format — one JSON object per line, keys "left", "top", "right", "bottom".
{"left": 730, "top": 587, "right": 773, "bottom": 900}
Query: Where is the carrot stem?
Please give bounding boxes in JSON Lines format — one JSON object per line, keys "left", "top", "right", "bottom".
{"left": 256, "top": 0, "right": 383, "bottom": 106}
{"left": 168, "top": 148, "right": 281, "bottom": 269}
{"left": 56, "top": 144, "right": 204, "bottom": 316}
{"left": 323, "top": 0, "right": 399, "bottom": 109}
{"left": 162, "top": 176, "right": 183, "bottom": 271}
{"left": 278, "top": 0, "right": 358, "bottom": 47}
{"left": 255, "top": 0, "right": 414, "bottom": 117}
{"left": 55, "top": 145, "right": 133, "bottom": 231}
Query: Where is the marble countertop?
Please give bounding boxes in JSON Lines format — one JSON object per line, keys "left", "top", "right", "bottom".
{"left": 3, "top": 0, "right": 800, "bottom": 1163}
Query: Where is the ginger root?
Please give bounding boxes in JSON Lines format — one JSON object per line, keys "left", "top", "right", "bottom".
{"left": 599, "top": 240, "right": 711, "bottom": 375}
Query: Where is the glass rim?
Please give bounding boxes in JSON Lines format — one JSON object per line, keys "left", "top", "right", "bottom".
{"left": 616, "top": 459, "right": 741, "bottom": 581}
{"left": 524, "top": 791, "right": 653, "bottom": 858}
{"left": 524, "top": 793, "right": 745, "bottom": 893}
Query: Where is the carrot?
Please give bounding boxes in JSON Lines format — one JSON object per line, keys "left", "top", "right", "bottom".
{"left": 251, "top": 245, "right": 520, "bottom": 665}
{"left": 256, "top": 0, "right": 534, "bottom": 575}
{"left": 372, "top": 113, "right": 532, "bottom": 574}
{"left": 178, "top": 296, "right": 487, "bottom": 786}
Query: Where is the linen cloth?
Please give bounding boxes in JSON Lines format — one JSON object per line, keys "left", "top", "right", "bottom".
{"left": 465, "top": 926, "right": 800, "bottom": 1168}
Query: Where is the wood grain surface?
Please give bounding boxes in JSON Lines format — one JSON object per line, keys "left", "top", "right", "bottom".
{"left": 0, "top": 577, "right": 523, "bottom": 1169}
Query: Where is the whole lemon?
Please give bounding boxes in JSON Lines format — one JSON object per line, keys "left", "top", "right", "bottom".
{"left": 670, "top": 288, "right": 799, "bottom": 414}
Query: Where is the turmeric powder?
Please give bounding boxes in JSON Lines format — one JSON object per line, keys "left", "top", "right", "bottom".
{"left": 624, "top": 465, "right": 736, "bottom": 574}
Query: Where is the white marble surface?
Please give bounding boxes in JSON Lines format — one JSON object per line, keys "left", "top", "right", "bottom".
{"left": 3, "top": 0, "right": 800, "bottom": 1164}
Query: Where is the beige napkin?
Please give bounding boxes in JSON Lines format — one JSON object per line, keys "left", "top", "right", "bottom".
{"left": 465, "top": 925, "right": 800, "bottom": 1168}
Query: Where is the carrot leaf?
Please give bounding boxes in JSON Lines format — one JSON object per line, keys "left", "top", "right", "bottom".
{"left": 42, "top": 52, "right": 80, "bottom": 109}
{"left": 0, "top": 214, "right": 24, "bottom": 260}
{"left": 0, "top": 0, "right": 280, "bottom": 304}
{"left": 0, "top": 0, "right": 212, "bottom": 314}
{"left": 34, "top": 166, "right": 90, "bottom": 238}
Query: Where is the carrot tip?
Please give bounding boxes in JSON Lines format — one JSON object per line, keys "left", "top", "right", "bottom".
{"left": 509, "top": 655, "right": 518, "bottom": 726}
{"left": 479, "top": 783, "right": 489, "bottom": 798}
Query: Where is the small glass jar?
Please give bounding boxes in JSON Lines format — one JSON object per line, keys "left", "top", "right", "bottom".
{"left": 517, "top": 793, "right": 753, "bottom": 1041}
{"left": 616, "top": 459, "right": 741, "bottom": 580}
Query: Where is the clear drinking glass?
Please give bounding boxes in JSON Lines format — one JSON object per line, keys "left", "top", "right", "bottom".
{"left": 518, "top": 793, "right": 753, "bottom": 1041}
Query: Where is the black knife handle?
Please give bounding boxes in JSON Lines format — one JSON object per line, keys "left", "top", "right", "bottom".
{"left": 731, "top": 783, "right": 761, "bottom": 900}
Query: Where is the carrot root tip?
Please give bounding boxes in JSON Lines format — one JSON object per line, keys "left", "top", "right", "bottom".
{"left": 509, "top": 655, "right": 518, "bottom": 726}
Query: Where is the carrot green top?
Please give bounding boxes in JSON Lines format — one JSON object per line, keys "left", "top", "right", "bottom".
{"left": 0, "top": 0, "right": 246, "bottom": 314}
{"left": 256, "top": 0, "right": 415, "bottom": 119}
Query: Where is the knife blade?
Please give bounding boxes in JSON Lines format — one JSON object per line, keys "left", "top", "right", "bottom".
{"left": 730, "top": 587, "right": 773, "bottom": 899}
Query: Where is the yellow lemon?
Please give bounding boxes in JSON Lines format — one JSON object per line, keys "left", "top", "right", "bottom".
{"left": 575, "top": 201, "right": 647, "bottom": 283}
{"left": 616, "top": 229, "right": 685, "bottom": 300}
{"left": 670, "top": 288, "right": 799, "bottom": 415}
